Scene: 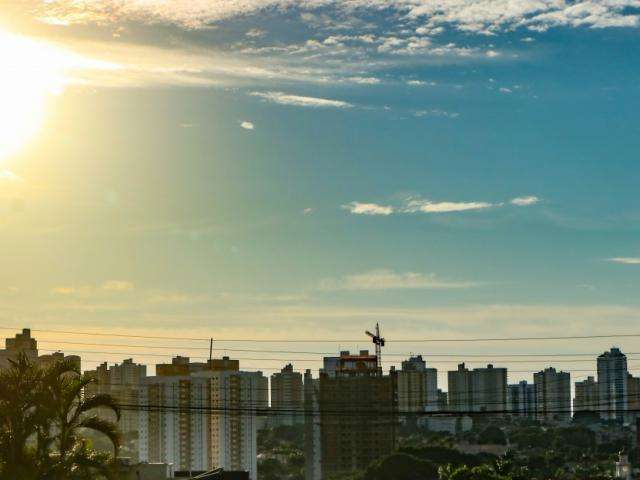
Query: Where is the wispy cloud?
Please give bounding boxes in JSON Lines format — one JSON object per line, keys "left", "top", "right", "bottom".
{"left": 414, "top": 109, "right": 459, "bottom": 118}
{"left": 31, "top": 1, "right": 639, "bottom": 33}
{"left": 407, "top": 80, "right": 436, "bottom": 86}
{"left": 404, "top": 198, "right": 495, "bottom": 213}
{"left": 342, "top": 202, "right": 394, "bottom": 216}
{"left": 250, "top": 91, "right": 353, "bottom": 108}
{"left": 608, "top": 257, "right": 640, "bottom": 265}
{"left": 320, "top": 269, "right": 478, "bottom": 291}
{"left": 240, "top": 121, "right": 255, "bottom": 130}
{"left": 510, "top": 195, "right": 540, "bottom": 206}
{"left": 344, "top": 195, "right": 542, "bottom": 216}
{"left": 52, "top": 280, "right": 134, "bottom": 296}
{"left": 346, "top": 76, "right": 380, "bottom": 84}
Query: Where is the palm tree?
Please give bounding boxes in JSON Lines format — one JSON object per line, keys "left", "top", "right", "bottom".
{"left": 0, "top": 354, "right": 121, "bottom": 479}
{"left": 0, "top": 354, "right": 44, "bottom": 479}
{"left": 38, "top": 358, "right": 121, "bottom": 479}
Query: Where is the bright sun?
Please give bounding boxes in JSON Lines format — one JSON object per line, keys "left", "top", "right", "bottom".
{"left": 0, "top": 29, "right": 114, "bottom": 160}
{"left": 0, "top": 31, "right": 65, "bottom": 160}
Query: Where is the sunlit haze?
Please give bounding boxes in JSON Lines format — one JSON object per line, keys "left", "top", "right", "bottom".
{"left": 0, "top": 1, "right": 639, "bottom": 382}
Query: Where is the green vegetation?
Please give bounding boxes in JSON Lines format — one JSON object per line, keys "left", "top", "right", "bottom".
{"left": 0, "top": 354, "right": 121, "bottom": 479}
{"left": 258, "top": 425, "right": 305, "bottom": 480}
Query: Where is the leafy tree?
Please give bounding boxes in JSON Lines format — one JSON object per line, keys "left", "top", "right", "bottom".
{"left": 258, "top": 457, "right": 288, "bottom": 480}
{"left": 439, "top": 464, "right": 510, "bottom": 480}
{"left": 478, "top": 426, "right": 507, "bottom": 445}
{"left": 0, "top": 354, "right": 120, "bottom": 480}
{"left": 363, "top": 453, "right": 439, "bottom": 480}
{"left": 0, "top": 354, "right": 45, "bottom": 479}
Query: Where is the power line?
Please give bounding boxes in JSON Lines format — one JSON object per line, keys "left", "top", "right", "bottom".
{"left": 5, "top": 326, "right": 640, "bottom": 343}
{"left": 37, "top": 348, "right": 640, "bottom": 364}
{"left": 36, "top": 339, "right": 640, "bottom": 358}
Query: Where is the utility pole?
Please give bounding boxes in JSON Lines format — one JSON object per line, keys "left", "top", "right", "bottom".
{"left": 209, "top": 338, "right": 213, "bottom": 362}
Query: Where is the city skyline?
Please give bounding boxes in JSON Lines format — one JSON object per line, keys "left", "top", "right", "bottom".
{"left": 2, "top": 327, "right": 637, "bottom": 410}
{"left": 0, "top": 2, "right": 639, "bottom": 355}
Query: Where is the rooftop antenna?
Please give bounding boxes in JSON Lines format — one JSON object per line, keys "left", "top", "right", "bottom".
{"left": 365, "top": 323, "right": 385, "bottom": 374}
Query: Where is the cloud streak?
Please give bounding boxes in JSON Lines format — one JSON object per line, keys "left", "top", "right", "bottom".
{"left": 342, "top": 202, "right": 394, "bottom": 215}
{"left": 404, "top": 198, "right": 493, "bottom": 213}
{"left": 343, "top": 195, "right": 541, "bottom": 216}
{"left": 250, "top": 91, "right": 353, "bottom": 108}
{"left": 32, "top": 0, "right": 640, "bottom": 33}
{"left": 510, "top": 195, "right": 540, "bottom": 206}
{"left": 320, "top": 269, "right": 478, "bottom": 291}
{"left": 608, "top": 257, "right": 640, "bottom": 265}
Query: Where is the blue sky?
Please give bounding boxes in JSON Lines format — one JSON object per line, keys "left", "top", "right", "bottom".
{"left": 0, "top": 1, "right": 640, "bottom": 379}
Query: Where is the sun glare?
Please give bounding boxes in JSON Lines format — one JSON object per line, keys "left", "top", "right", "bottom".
{"left": 0, "top": 29, "right": 115, "bottom": 160}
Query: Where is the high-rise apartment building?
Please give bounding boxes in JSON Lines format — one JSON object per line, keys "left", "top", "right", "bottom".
{"left": 305, "top": 350, "right": 396, "bottom": 480}
{"left": 85, "top": 358, "right": 147, "bottom": 457}
{"left": 304, "top": 369, "right": 321, "bottom": 480}
{"left": 574, "top": 376, "right": 599, "bottom": 413}
{"left": 534, "top": 367, "right": 571, "bottom": 422}
{"left": 448, "top": 363, "right": 507, "bottom": 413}
{"left": 139, "top": 356, "right": 265, "bottom": 479}
{"left": 507, "top": 381, "right": 536, "bottom": 418}
{"left": 395, "top": 355, "right": 438, "bottom": 414}
{"left": 270, "top": 363, "right": 304, "bottom": 426}
{"left": 0, "top": 328, "right": 38, "bottom": 368}
{"left": 597, "top": 347, "right": 628, "bottom": 420}
{"left": 1, "top": 329, "right": 80, "bottom": 372}
{"left": 627, "top": 374, "right": 640, "bottom": 418}
{"left": 472, "top": 364, "right": 508, "bottom": 413}
{"left": 448, "top": 363, "right": 473, "bottom": 412}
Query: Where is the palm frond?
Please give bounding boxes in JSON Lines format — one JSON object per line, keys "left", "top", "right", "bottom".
{"left": 77, "top": 416, "right": 121, "bottom": 453}
{"left": 80, "top": 393, "right": 121, "bottom": 420}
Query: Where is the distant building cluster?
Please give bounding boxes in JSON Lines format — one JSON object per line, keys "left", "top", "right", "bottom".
{"left": 1, "top": 328, "right": 639, "bottom": 479}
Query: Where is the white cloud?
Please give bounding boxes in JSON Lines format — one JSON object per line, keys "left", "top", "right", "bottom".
{"left": 32, "top": 0, "right": 640, "bottom": 33}
{"left": 414, "top": 109, "right": 459, "bottom": 118}
{"left": 250, "top": 91, "right": 353, "bottom": 108}
{"left": 404, "top": 198, "right": 495, "bottom": 213}
{"left": 344, "top": 195, "right": 542, "bottom": 216}
{"left": 407, "top": 79, "right": 436, "bottom": 86}
{"left": 608, "top": 257, "right": 640, "bottom": 265}
{"left": 246, "top": 28, "right": 266, "bottom": 38}
{"left": 342, "top": 202, "right": 394, "bottom": 216}
{"left": 499, "top": 87, "right": 513, "bottom": 93}
{"left": 485, "top": 49, "right": 500, "bottom": 57}
{"left": 303, "top": 207, "right": 313, "bottom": 215}
{"left": 510, "top": 195, "right": 540, "bottom": 206}
{"left": 52, "top": 280, "right": 134, "bottom": 296}
{"left": 346, "top": 76, "right": 380, "bottom": 84}
{"left": 240, "top": 121, "right": 255, "bottom": 130}
{"left": 320, "top": 269, "right": 477, "bottom": 291}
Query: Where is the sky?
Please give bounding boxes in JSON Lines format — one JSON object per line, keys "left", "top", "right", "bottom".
{"left": 0, "top": 0, "right": 639, "bottom": 381}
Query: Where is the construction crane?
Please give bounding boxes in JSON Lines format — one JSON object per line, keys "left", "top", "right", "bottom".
{"left": 365, "top": 323, "right": 385, "bottom": 374}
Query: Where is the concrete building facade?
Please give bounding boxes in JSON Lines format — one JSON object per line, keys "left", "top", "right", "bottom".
{"left": 396, "top": 355, "right": 438, "bottom": 414}
{"left": 138, "top": 356, "right": 265, "bottom": 479}
{"left": 597, "top": 347, "right": 628, "bottom": 421}
{"left": 305, "top": 351, "right": 397, "bottom": 480}
{"left": 534, "top": 367, "right": 571, "bottom": 422}
{"left": 270, "top": 363, "right": 304, "bottom": 426}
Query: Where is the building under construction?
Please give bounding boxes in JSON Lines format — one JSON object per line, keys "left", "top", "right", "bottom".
{"left": 305, "top": 346, "right": 397, "bottom": 480}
